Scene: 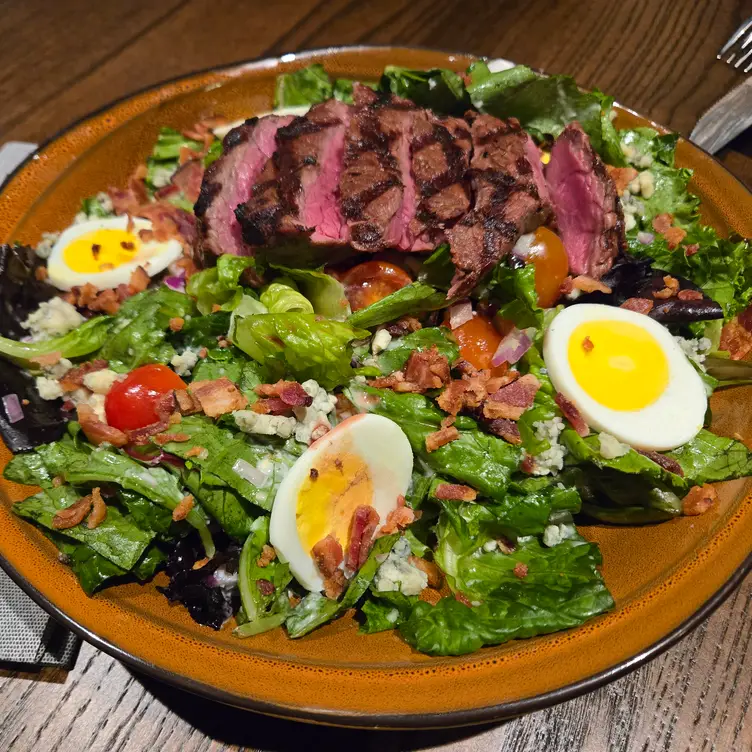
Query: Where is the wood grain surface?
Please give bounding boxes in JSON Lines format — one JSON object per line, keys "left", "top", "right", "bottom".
{"left": 1, "top": 1, "right": 751, "bottom": 750}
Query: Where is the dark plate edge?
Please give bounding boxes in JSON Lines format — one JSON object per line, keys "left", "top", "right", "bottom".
{"left": 0, "top": 44, "right": 751, "bottom": 729}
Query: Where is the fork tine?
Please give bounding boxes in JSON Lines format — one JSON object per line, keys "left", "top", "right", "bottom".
{"left": 718, "top": 17, "right": 752, "bottom": 58}
{"left": 734, "top": 44, "right": 752, "bottom": 69}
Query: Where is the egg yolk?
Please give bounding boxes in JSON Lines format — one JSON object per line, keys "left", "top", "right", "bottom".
{"left": 295, "top": 449, "right": 374, "bottom": 553}
{"left": 568, "top": 320, "right": 669, "bottom": 411}
{"left": 63, "top": 229, "right": 141, "bottom": 273}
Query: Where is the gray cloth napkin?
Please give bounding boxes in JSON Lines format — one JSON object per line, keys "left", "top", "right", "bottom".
{"left": 0, "top": 141, "right": 81, "bottom": 670}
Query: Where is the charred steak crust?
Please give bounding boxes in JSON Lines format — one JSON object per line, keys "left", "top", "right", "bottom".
{"left": 545, "top": 122, "right": 625, "bottom": 279}
{"left": 446, "top": 115, "right": 552, "bottom": 297}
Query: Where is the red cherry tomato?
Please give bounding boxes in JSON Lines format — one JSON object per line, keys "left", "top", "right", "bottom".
{"left": 342, "top": 261, "right": 413, "bottom": 311}
{"left": 444, "top": 312, "right": 508, "bottom": 376}
{"left": 105, "top": 364, "right": 187, "bottom": 431}
{"left": 514, "top": 227, "right": 570, "bottom": 308}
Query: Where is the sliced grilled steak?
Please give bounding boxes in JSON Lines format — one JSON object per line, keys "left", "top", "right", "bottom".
{"left": 545, "top": 122, "right": 625, "bottom": 278}
{"left": 446, "top": 115, "right": 552, "bottom": 297}
{"left": 195, "top": 115, "right": 294, "bottom": 256}
{"left": 339, "top": 85, "right": 418, "bottom": 252}
{"left": 408, "top": 112, "right": 472, "bottom": 250}
{"left": 235, "top": 99, "right": 351, "bottom": 247}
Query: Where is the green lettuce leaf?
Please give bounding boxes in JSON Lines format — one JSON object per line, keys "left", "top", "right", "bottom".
{"left": 186, "top": 255, "right": 260, "bottom": 315}
{"left": 490, "top": 261, "right": 542, "bottom": 328}
{"left": 145, "top": 127, "right": 204, "bottom": 194}
{"left": 374, "top": 327, "right": 459, "bottom": 375}
{"left": 379, "top": 66, "right": 470, "bottom": 115}
{"left": 360, "top": 590, "right": 417, "bottom": 634}
{"left": 259, "top": 282, "right": 314, "bottom": 314}
{"left": 232, "top": 312, "right": 368, "bottom": 389}
{"left": 183, "top": 470, "right": 256, "bottom": 540}
{"left": 274, "top": 64, "right": 333, "bottom": 107}
{"left": 270, "top": 265, "right": 351, "bottom": 321}
{"left": 347, "top": 283, "right": 448, "bottom": 329}
{"left": 667, "top": 429, "right": 752, "bottom": 484}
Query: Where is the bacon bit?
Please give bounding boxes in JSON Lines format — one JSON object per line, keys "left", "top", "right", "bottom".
{"left": 154, "top": 432, "right": 190, "bottom": 444}
{"left": 559, "top": 276, "right": 574, "bottom": 295}
{"left": 677, "top": 289, "right": 703, "bottom": 301}
{"left": 483, "top": 374, "right": 540, "bottom": 421}
{"left": 58, "top": 359, "right": 108, "bottom": 391}
{"left": 189, "top": 377, "right": 248, "bottom": 417}
{"left": 255, "top": 380, "right": 312, "bottom": 407}
{"left": 309, "top": 468, "right": 319, "bottom": 480}
{"left": 127, "top": 266, "right": 150, "bottom": 295}
{"left": 654, "top": 275, "right": 680, "bottom": 300}
{"left": 217, "top": 337, "right": 231, "bottom": 349}
{"left": 682, "top": 484, "right": 718, "bottom": 516}
{"left": 256, "top": 544, "right": 277, "bottom": 568}
{"left": 720, "top": 319, "right": 752, "bottom": 360}
{"left": 379, "top": 505, "right": 416, "bottom": 535}
{"left": 408, "top": 556, "right": 444, "bottom": 589}
{"left": 621, "top": 297, "right": 654, "bottom": 314}
{"left": 368, "top": 371, "right": 422, "bottom": 393}
{"left": 685, "top": 243, "right": 699, "bottom": 257}
{"left": 664, "top": 226, "right": 687, "bottom": 249}
{"left": 345, "top": 505, "right": 380, "bottom": 572}
{"left": 572, "top": 275, "right": 612, "bottom": 294}
{"left": 86, "top": 487, "right": 107, "bottom": 529}
{"left": 257, "top": 579, "right": 275, "bottom": 596}
{"left": 335, "top": 393, "right": 355, "bottom": 420}
{"left": 198, "top": 347, "right": 208, "bottom": 359}
{"left": 434, "top": 483, "right": 477, "bottom": 502}
{"left": 520, "top": 454, "right": 537, "bottom": 474}
{"left": 184, "top": 446, "right": 207, "bottom": 459}
{"left": 52, "top": 475, "right": 65, "bottom": 488}
{"left": 555, "top": 392, "right": 589, "bottom": 437}
{"left": 312, "top": 535, "right": 344, "bottom": 578}
{"left": 738, "top": 305, "right": 752, "bottom": 333}
{"left": 607, "top": 166, "right": 639, "bottom": 193}
{"left": 169, "top": 317, "right": 185, "bottom": 332}
{"left": 454, "top": 591, "right": 473, "bottom": 607}
{"left": 425, "top": 416, "right": 460, "bottom": 452}
{"left": 652, "top": 213, "right": 673, "bottom": 234}
{"left": 513, "top": 562, "right": 529, "bottom": 579}
{"left": 404, "top": 345, "right": 451, "bottom": 390}
{"left": 175, "top": 389, "right": 202, "bottom": 415}
{"left": 170, "top": 159, "right": 205, "bottom": 203}
{"left": 486, "top": 418, "right": 522, "bottom": 445}
{"left": 288, "top": 593, "right": 302, "bottom": 608}
{"left": 126, "top": 392, "right": 178, "bottom": 445}
{"left": 35, "top": 266, "right": 48, "bottom": 281}
{"left": 77, "top": 404, "right": 128, "bottom": 447}
{"left": 251, "top": 397, "right": 292, "bottom": 416}
{"left": 582, "top": 336, "right": 594, "bottom": 352}
{"left": 21, "top": 398, "right": 30, "bottom": 406}
{"left": 497, "top": 537, "right": 517, "bottom": 554}
{"left": 52, "top": 495, "right": 93, "bottom": 530}
{"left": 178, "top": 145, "right": 197, "bottom": 166}
{"left": 385, "top": 316, "right": 422, "bottom": 337}
{"left": 172, "top": 494, "right": 194, "bottom": 521}
{"left": 638, "top": 450, "right": 684, "bottom": 476}
{"left": 211, "top": 304, "right": 222, "bottom": 313}
{"left": 192, "top": 557, "right": 210, "bottom": 570}
{"left": 29, "top": 351, "right": 62, "bottom": 368}
{"left": 89, "top": 289, "right": 121, "bottom": 314}
{"left": 437, "top": 380, "right": 470, "bottom": 416}
{"left": 133, "top": 202, "right": 197, "bottom": 251}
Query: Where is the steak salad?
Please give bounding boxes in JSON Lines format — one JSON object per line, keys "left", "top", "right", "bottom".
{"left": 2, "top": 61, "right": 752, "bottom": 656}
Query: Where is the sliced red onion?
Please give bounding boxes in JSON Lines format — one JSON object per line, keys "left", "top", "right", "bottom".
{"left": 163, "top": 275, "right": 186, "bottom": 292}
{"left": 233, "top": 458, "right": 270, "bottom": 487}
{"left": 637, "top": 231, "right": 655, "bottom": 245}
{"left": 448, "top": 300, "right": 473, "bottom": 329}
{"left": 491, "top": 326, "right": 536, "bottom": 367}
{"left": 124, "top": 446, "right": 184, "bottom": 468}
{"left": 2, "top": 394, "right": 24, "bottom": 423}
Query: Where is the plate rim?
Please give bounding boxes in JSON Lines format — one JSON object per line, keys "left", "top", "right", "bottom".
{"left": 1, "top": 44, "right": 751, "bottom": 729}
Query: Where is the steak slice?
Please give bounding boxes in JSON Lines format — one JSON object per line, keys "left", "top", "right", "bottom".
{"left": 545, "top": 122, "right": 625, "bottom": 278}
{"left": 194, "top": 115, "right": 294, "bottom": 256}
{"left": 339, "top": 85, "right": 418, "bottom": 252}
{"left": 446, "top": 114, "right": 552, "bottom": 297}
{"left": 235, "top": 99, "right": 351, "bottom": 246}
{"left": 408, "top": 112, "right": 472, "bottom": 250}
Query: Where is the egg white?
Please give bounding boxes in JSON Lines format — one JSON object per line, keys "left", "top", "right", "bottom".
{"left": 543, "top": 304, "right": 707, "bottom": 451}
{"left": 47, "top": 216, "right": 183, "bottom": 291}
{"left": 270, "top": 414, "right": 413, "bottom": 593}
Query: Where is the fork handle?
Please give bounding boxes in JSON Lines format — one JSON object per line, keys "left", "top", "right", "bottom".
{"left": 690, "top": 77, "right": 752, "bottom": 153}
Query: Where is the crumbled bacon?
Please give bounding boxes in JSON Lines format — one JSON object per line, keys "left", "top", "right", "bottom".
{"left": 720, "top": 319, "right": 752, "bottom": 360}
{"left": 607, "top": 166, "right": 639, "bottom": 193}
{"left": 379, "top": 504, "right": 416, "bottom": 534}
{"left": 654, "top": 275, "right": 680, "bottom": 300}
{"left": 434, "top": 483, "right": 477, "bottom": 502}
{"left": 560, "top": 276, "right": 575, "bottom": 296}
{"left": 385, "top": 316, "right": 422, "bottom": 337}
{"left": 256, "top": 544, "right": 277, "bottom": 568}
{"left": 169, "top": 317, "right": 185, "bottom": 332}
{"left": 127, "top": 392, "right": 177, "bottom": 444}
{"left": 425, "top": 416, "right": 460, "bottom": 452}
{"left": 86, "top": 487, "right": 107, "bottom": 529}
{"left": 128, "top": 266, "right": 150, "bottom": 295}
{"left": 52, "top": 495, "right": 93, "bottom": 530}
{"left": 30, "top": 351, "right": 62, "bottom": 367}
{"left": 58, "top": 359, "right": 108, "bottom": 391}
{"left": 520, "top": 454, "right": 537, "bottom": 474}
{"left": 108, "top": 165, "right": 150, "bottom": 215}
{"left": 344, "top": 505, "right": 380, "bottom": 573}
{"left": 685, "top": 243, "right": 699, "bottom": 257}
{"left": 513, "top": 562, "right": 529, "bottom": 579}
{"left": 408, "top": 556, "right": 443, "bottom": 589}
{"left": 454, "top": 591, "right": 473, "bottom": 607}
{"left": 189, "top": 377, "right": 248, "bottom": 417}
{"left": 252, "top": 397, "right": 293, "bottom": 416}
{"left": 682, "top": 484, "right": 718, "bottom": 516}
{"left": 35, "top": 266, "right": 48, "bottom": 282}
{"left": 77, "top": 404, "right": 128, "bottom": 447}
{"left": 368, "top": 371, "right": 422, "bottom": 393}
{"left": 572, "top": 275, "right": 612, "bottom": 294}
{"left": 486, "top": 418, "right": 522, "bottom": 445}
{"left": 437, "top": 380, "right": 470, "bottom": 416}
{"left": 652, "top": 213, "right": 673, "bottom": 234}
{"left": 335, "top": 393, "right": 356, "bottom": 420}
{"left": 555, "top": 392, "right": 589, "bottom": 437}
{"left": 621, "top": 297, "right": 654, "bottom": 314}
{"left": 638, "top": 450, "right": 684, "bottom": 476}
{"left": 664, "top": 226, "right": 687, "bottom": 249}
{"left": 154, "top": 432, "right": 190, "bottom": 444}
{"left": 483, "top": 374, "right": 540, "bottom": 421}
{"left": 312, "top": 535, "right": 344, "bottom": 578}
{"left": 172, "top": 494, "right": 194, "bottom": 521}
{"left": 135, "top": 202, "right": 197, "bottom": 251}
{"left": 88, "top": 288, "right": 121, "bottom": 314}
{"left": 175, "top": 389, "right": 202, "bottom": 415}
{"left": 255, "top": 380, "right": 312, "bottom": 407}
{"left": 257, "top": 579, "right": 276, "bottom": 596}
{"left": 677, "top": 289, "right": 703, "bottom": 302}
{"left": 404, "top": 345, "right": 451, "bottom": 390}
{"left": 185, "top": 446, "right": 207, "bottom": 459}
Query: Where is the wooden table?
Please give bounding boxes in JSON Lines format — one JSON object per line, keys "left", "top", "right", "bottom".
{"left": 1, "top": 1, "right": 751, "bottom": 749}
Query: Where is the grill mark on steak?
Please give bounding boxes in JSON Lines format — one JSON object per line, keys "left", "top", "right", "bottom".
{"left": 195, "top": 115, "right": 294, "bottom": 257}
{"left": 446, "top": 114, "right": 552, "bottom": 297}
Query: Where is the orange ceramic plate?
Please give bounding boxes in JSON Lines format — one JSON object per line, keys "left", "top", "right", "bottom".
{"left": 0, "top": 47, "right": 751, "bottom": 729}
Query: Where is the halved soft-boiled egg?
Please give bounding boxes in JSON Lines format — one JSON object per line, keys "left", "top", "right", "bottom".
{"left": 544, "top": 303, "right": 707, "bottom": 451}
{"left": 270, "top": 414, "right": 413, "bottom": 592}
{"left": 47, "top": 216, "right": 183, "bottom": 291}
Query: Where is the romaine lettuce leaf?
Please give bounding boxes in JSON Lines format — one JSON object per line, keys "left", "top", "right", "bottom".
{"left": 186, "top": 255, "right": 260, "bottom": 315}
{"left": 379, "top": 66, "right": 470, "bottom": 115}
{"left": 274, "top": 64, "right": 333, "bottom": 108}
{"left": 259, "top": 282, "right": 314, "bottom": 314}
{"left": 490, "top": 261, "right": 542, "bottom": 329}
{"left": 667, "top": 429, "right": 752, "bottom": 484}
{"left": 270, "top": 265, "right": 351, "bottom": 321}
{"left": 347, "top": 283, "right": 448, "bottom": 329}
{"left": 145, "top": 127, "right": 203, "bottom": 193}
{"left": 374, "top": 327, "right": 459, "bottom": 375}
{"left": 183, "top": 470, "right": 256, "bottom": 540}
{"left": 360, "top": 590, "right": 417, "bottom": 634}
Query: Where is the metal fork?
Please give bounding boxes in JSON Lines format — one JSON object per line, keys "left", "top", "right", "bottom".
{"left": 718, "top": 16, "right": 752, "bottom": 72}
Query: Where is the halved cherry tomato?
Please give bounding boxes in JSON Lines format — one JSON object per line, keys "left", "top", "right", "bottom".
{"left": 515, "top": 227, "right": 569, "bottom": 308}
{"left": 105, "top": 364, "right": 187, "bottom": 431}
{"left": 445, "top": 312, "right": 507, "bottom": 376}
{"left": 342, "top": 261, "right": 412, "bottom": 311}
